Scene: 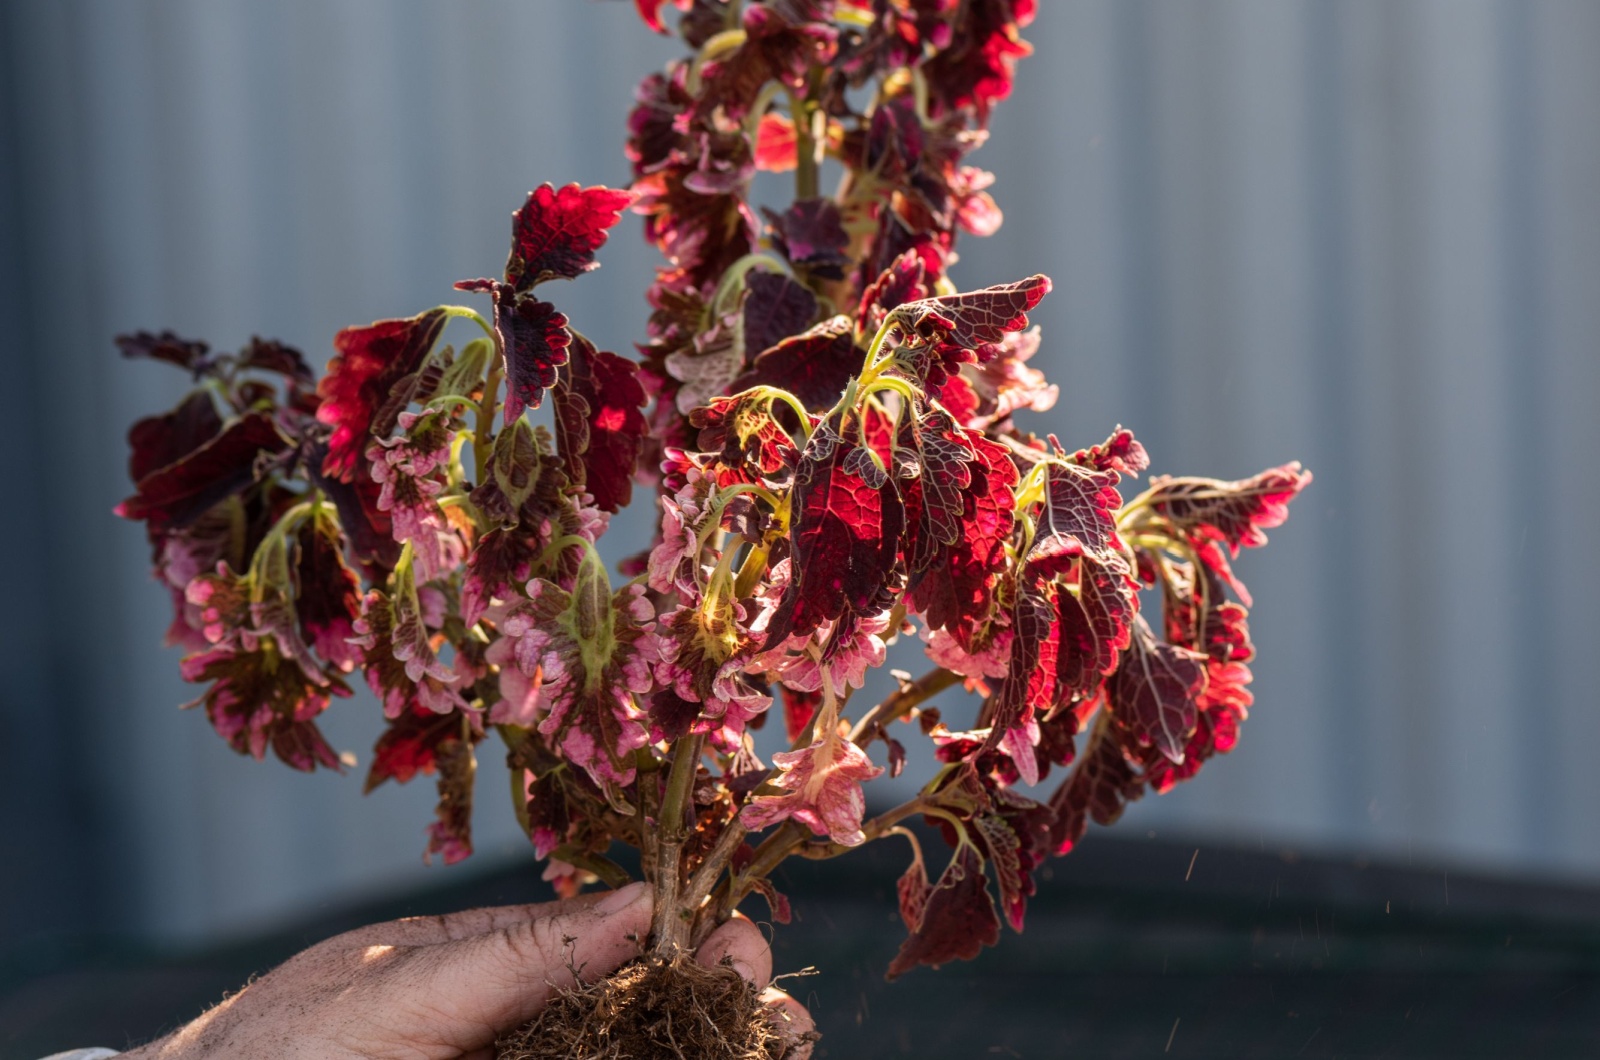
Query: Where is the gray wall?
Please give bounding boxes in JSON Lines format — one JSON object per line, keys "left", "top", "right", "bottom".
{"left": 2, "top": 0, "right": 1597, "bottom": 950}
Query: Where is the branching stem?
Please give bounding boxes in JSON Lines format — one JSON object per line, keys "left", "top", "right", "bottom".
{"left": 848, "top": 666, "right": 959, "bottom": 748}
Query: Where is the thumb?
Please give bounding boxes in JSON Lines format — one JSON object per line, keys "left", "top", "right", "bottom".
{"left": 409, "top": 881, "right": 652, "bottom": 1034}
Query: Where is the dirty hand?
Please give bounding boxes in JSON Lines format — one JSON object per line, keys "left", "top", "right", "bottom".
{"left": 115, "top": 882, "right": 813, "bottom": 1060}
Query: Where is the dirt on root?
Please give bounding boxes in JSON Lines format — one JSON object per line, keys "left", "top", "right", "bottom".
{"left": 495, "top": 952, "right": 810, "bottom": 1060}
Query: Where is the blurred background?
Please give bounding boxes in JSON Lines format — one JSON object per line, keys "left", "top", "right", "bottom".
{"left": 3, "top": 0, "right": 1599, "bottom": 1055}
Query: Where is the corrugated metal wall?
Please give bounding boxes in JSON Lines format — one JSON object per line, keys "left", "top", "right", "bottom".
{"left": 3, "top": 0, "right": 1597, "bottom": 947}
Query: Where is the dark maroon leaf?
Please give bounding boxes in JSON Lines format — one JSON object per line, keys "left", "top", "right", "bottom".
{"left": 898, "top": 274, "right": 1050, "bottom": 356}
{"left": 857, "top": 248, "right": 934, "bottom": 337}
{"left": 126, "top": 390, "right": 223, "bottom": 484}
{"left": 426, "top": 735, "right": 476, "bottom": 865}
{"left": 731, "top": 316, "right": 863, "bottom": 412}
{"left": 695, "top": 4, "right": 837, "bottom": 122}
{"left": 238, "top": 337, "right": 315, "bottom": 385}
{"left": 886, "top": 845, "right": 1001, "bottom": 979}
{"left": 1026, "top": 460, "right": 1125, "bottom": 577}
{"left": 117, "top": 330, "right": 212, "bottom": 376}
{"left": 1107, "top": 617, "right": 1206, "bottom": 764}
{"left": 309, "top": 456, "right": 399, "bottom": 570}
{"left": 903, "top": 406, "right": 975, "bottom": 562}
{"left": 116, "top": 412, "right": 288, "bottom": 528}
{"left": 1048, "top": 718, "right": 1145, "bottom": 855}
{"left": 742, "top": 270, "right": 818, "bottom": 356}
{"left": 649, "top": 687, "right": 704, "bottom": 743}
{"left": 764, "top": 198, "right": 851, "bottom": 279}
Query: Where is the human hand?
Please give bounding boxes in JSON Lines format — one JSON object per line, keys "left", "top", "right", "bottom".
{"left": 116, "top": 882, "right": 813, "bottom": 1060}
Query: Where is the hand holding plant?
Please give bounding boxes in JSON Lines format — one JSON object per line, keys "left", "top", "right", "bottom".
{"left": 117, "top": 2, "right": 1309, "bottom": 1054}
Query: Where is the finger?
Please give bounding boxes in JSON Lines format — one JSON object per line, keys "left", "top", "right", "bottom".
{"left": 403, "top": 880, "right": 652, "bottom": 1039}
{"left": 694, "top": 913, "right": 772, "bottom": 987}
{"left": 761, "top": 986, "right": 817, "bottom": 1059}
{"left": 327, "top": 892, "right": 610, "bottom": 950}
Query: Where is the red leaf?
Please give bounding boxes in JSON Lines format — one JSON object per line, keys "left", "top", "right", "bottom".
{"left": 1047, "top": 716, "right": 1144, "bottom": 855}
{"left": 1073, "top": 426, "right": 1149, "bottom": 477}
{"left": 754, "top": 111, "right": 798, "bottom": 172}
{"left": 366, "top": 704, "right": 464, "bottom": 791}
{"left": 983, "top": 576, "right": 1060, "bottom": 785}
{"left": 634, "top": 0, "right": 676, "bottom": 33}
{"left": 553, "top": 334, "right": 648, "bottom": 513}
{"left": 858, "top": 248, "right": 935, "bottom": 339}
{"left": 116, "top": 412, "right": 288, "bottom": 528}
{"left": 1026, "top": 461, "right": 1126, "bottom": 577}
{"left": 1107, "top": 617, "right": 1206, "bottom": 764}
{"left": 316, "top": 309, "right": 447, "bottom": 481}
{"left": 762, "top": 425, "right": 905, "bottom": 647}
{"left": 505, "top": 183, "right": 634, "bottom": 291}
{"left": 731, "top": 316, "right": 863, "bottom": 412}
{"left": 886, "top": 845, "right": 1001, "bottom": 979}
{"left": 1144, "top": 463, "right": 1313, "bottom": 556}
{"left": 903, "top": 407, "right": 976, "bottom": 565}
{"left": 895, "top": 275, "right": 1051, "bottom": 385}
{"left": 971, "top": 813, "right": 1025, "bottom": 931}
{"left": 780, "top": 684, "right": 820, "bottom": 743}
{"left": 908, "top": 432, "right": 1017, "bottom": 641}
{"left": 903, "top": 274, "right": 1050, "bottom": 345}
{"left": 987, "top": 788, "right": 1056, "bottom": 930}
{"left": 1056, "top": 558, "right": 1136, "bottom": 699}
{"left": 922, "top": 0, "right": 1036, "bottom": 119}
{"left": 750, "top": 877, "right": 794, "bottom": 924}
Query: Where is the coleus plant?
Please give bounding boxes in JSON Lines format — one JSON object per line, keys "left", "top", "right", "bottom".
{"left": 117, "top": 0, "right": 1309, "bottom": 981}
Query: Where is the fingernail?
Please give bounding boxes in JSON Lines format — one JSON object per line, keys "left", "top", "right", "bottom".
{"left": 596, "top": 881, "right": 649, "bottom": 915}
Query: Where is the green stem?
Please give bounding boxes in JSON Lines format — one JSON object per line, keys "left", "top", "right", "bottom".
{"left": 474, "top": 353, "right": 503, "bottom": 483}
{"left": 651, "top": 733, "right": 704, "bottom": 954}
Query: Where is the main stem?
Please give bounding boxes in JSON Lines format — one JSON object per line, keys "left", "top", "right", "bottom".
{"left": 651, "top": 732, "right": 703, "bottom": 955}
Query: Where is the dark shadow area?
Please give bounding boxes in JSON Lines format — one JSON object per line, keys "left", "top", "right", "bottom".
{"left": 5, "top": 833, "right": 1599, "bottom": 1058}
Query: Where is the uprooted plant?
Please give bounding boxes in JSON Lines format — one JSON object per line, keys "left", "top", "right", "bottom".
{"left": 117, "top": 1, "right": 1309, "bottom": 1054}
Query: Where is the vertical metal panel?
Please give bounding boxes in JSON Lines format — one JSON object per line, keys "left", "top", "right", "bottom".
{"left": 3, "top": 0, "right": 1598, "bottom": 944}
